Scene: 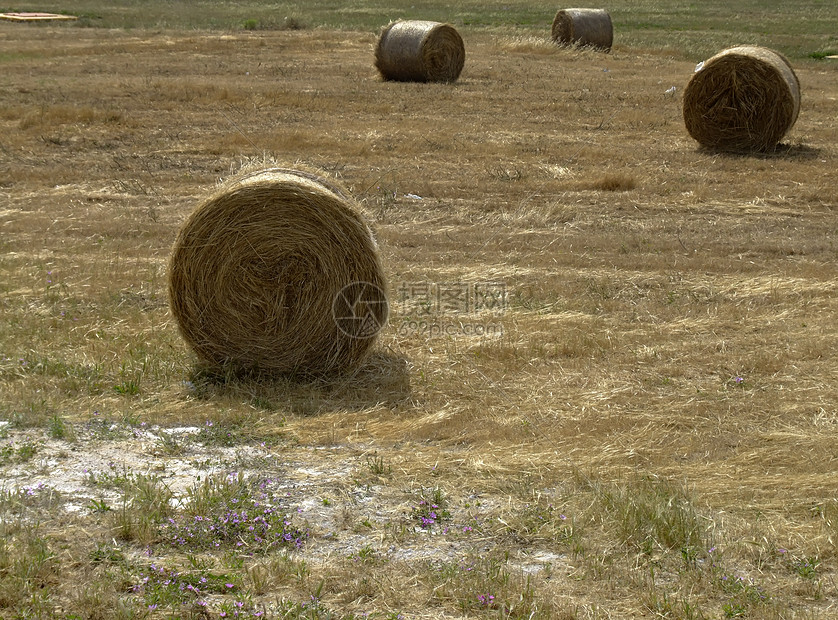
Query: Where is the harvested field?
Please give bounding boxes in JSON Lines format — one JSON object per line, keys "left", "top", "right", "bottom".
{"left": 1, "top": 3, "right": 838, "bottom": 618}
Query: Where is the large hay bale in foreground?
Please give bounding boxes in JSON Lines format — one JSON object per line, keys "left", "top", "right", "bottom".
{"left": 551, "top": 8, "right": 613, "bottom": 51}
{"left": 168, "top": 168, "right": 388, "bottom": 376}
{"left": 375, "top": 20, "right": 465, "bottom": 83}
{"left": 682, "top": 46, "right": 801, "bottom": 152}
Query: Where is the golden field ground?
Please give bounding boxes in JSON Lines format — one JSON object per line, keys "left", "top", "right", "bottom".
{"left": 1, "top": 10, "right": 838, "bottom": 620}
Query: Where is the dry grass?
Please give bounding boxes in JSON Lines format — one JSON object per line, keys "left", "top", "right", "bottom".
{"left": 1, "top": 13, "right": 837, "bottom": 620}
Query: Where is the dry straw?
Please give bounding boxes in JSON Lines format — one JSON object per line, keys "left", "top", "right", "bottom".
{"left": 375, "top": 20, "right": 465, "bottom": 83}
{"left": 683, "top": 45, "right": 801, "bottom": 152}
{"left": 168, "top": 167, "right": 388, "bottom": 376}
{"left": 551, "top": 8, "right": 613, "bottom": 51}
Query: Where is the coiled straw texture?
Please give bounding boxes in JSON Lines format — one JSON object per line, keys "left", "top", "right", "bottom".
{"left": 683, "top": 46, "right": 801, "bottom": 152}
{"left": 551, "top": 8, "right": 613, "bottom": 51}
{"left": 375, "top": 20, "right": 465, "bottom": 83}
{"left": 168, "top": 168, "right": 388, "bottom": 376}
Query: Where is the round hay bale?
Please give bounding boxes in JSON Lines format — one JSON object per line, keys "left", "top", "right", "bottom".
{"left": 374, "top": 20, "right": 465, "bottom": 83}
{"left": 168, "top": 168, "right": 389, "bottom": 376}
{"left": 551, "top": 8, "right": 613, "bottom": 51}
{"left": 682, "top": 45, "right": 801, "bottom": 152}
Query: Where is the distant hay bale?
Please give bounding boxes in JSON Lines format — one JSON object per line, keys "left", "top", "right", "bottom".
{"left": 0, "top": 12, "right": 77, "bottom": 21}
{"left": 682, "top": 46, "right": 801, "bottom": 152}
{"left": 168, "top": 168, "right": 388, "bottom": 376}
{"left": 551, "top": 8, "right": 613, "bottom": 51}
{"left": 375, "top": 20, "right": 465, "bottom": 83}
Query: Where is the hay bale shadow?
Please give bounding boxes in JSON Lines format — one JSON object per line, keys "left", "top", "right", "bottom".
{"left": 698, "top": 142, "right": 822, "bottom": 161}
{"left": 184, "top": 349, "right": 413, "bottom": 415}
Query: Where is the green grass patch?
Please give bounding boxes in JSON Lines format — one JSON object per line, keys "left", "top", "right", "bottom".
{"left": 159, "top": 473, "right": 308, "bottom": 554}
{"left": 5, "top": 0, "right": 836, "bottom": 59}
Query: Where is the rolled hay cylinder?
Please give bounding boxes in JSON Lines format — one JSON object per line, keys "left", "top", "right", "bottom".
{"left": 551, "top": 8, "right": 613, "bottom": 51}
{"left": 682, "top": 46, "right": 801, "bottom": 152}
{"left": 375, "top": 20, "right": 465, "bottom": 83}
{"left": 168, "top": 168, "right": 389, "bottom": 376}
